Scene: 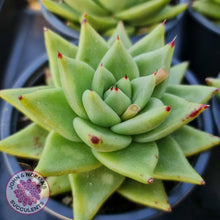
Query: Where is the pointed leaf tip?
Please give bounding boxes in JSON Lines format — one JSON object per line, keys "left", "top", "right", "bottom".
{"left": 82, "top": 18, "right": 87, "bottom": 24}
{"left": 117, "top": 35, "right": 120, "bottom": 41}
{"left": 169, "top": 36, "right": 177, "bottom": 48}
{"left": 18, "top": 95, "right": 23, "bottom": 101}
{"left": 165, "top": 105, "right": 171, "bottom": 112}
{"left": 43, "top": 27, "right": 48, "bottom": 32}
{"left": 147, "top": 178, "right": 154, "bottom": 184}
{"left": 162, "top": 19, "right": 166, "bottom": 26}
{"left": 57, "top": 51, "right": 63, "bottom": 59}
{"left": 125, "top": 75, "right": 128, "bottom": 80}
{"left": 201, "top": 180, "right": 206, "bottom": 185}
{"left": 154, "top": 71, "right": 158, "bottom": 76}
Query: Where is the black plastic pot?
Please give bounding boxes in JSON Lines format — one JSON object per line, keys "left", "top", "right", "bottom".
{"left": 39, "top": 0, "right": 187, "bottom": 57}
{"left": 179, "top": 4, "right": 220, "bottom": 81}
{"left": 1, "top": 54, "right": 213, "bottom": 220}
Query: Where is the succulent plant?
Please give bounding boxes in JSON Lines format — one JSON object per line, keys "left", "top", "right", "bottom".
{"left": 41, "top": 0, "right": 188, "bottom": 36}
{"left": 206, "top": 76, "right": 220, "bottom": 99}
{"left": 1, "top": 20, "right": 220, "bottom": 220}
{"left": 192, "top": 0, "right": 220, "bottom": 27}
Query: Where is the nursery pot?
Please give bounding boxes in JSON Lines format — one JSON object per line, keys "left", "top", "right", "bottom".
{"left": 179, "top": 3, "right": 220, "bottom": 80}
{"left": 39, "top": 0, "right": 187, "bottom": 57}
{"left": 1, "top": 54, "right": 213, "bottom": 220}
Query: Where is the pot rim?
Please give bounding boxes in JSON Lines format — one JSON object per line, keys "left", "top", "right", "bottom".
{"left": 39, "top": 0, "right": 187, "bottom": 40}
{"left": 187, "top": 3, "right": 220, "bottom": 36}
{"left": 1, "top": 54, "right": 212, "bottom": 220}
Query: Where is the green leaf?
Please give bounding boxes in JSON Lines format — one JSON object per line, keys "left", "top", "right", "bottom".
{"left": 92, "top": 142, "right": 158, "bottom": 183}
{"left": 134, "top": 93, "right": 208, "bottom": 142}
{"left": 44, "top": 175, "right": 71, "bottom": 197}
{"left": 118, "top": 179, "right": 171, "bottom": 212}
{"left": 168, "top": 61, "right": 189, "bottom": 85}
{"left": 44, "top": 29, "right": 77, "bottom": 87}
{"left": 82, "top": 90, "right": 121, "bottom": 127}
{"left": 97, "top": 0, "right": 126, "bottom": 13}
{"left": 172, "top": 125, "right": 220, "bottom": 156}
{"left": 0, "top": 123, "right": 47, "bottom": 159}
{"left": 73, "top": 117, "right": 132, "bottom": 152}
{"left": 166, "top": 85, "right": 218, "bottom": 104}
{"left": 129, "top": 23, "right": 165, "bottom": 57}
{"left": 154, "top": 136, "right": 204, "bottom": 185}
{"left": 107, "top": 21, "right": 132, "bottom": 49}
{"left": 19, "top": 88, "right": 80, "bottom": 142}
{"left": 58, "top": 54, "right": 95, "bottom": 119}
{"left": 206, "top": 77, "right": 220, "bottom": 99}
{"left": 101, "top": 37, "right": 139, "bottom": 81}
{"left": 69, "top": 166, "right": 124, "bottom": 220}
{"left": 91, "top": 64, "right": 115, "bottom": 98}
{"left": 111, "top": 105, "right": 170, "bottom": 135}
{"left": 134, "top": 43, "right": 174, "bottom": 76}
{"left": 116, "top": 76, "right": 132, "bottom": 98}
{"left": 35, "top": 132, "right": 101, "bottom": 176}
{"left": 76, "top": 20, "right": 109, "bottom": 69}
{"left": 64, "top": 0, "right": 109, "bottom": 16}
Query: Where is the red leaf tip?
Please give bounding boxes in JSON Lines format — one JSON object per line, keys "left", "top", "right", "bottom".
{"left": 201, "top": 180, "right": 206, "bottom": 185}
{"left": 115, "top": 85, "right": 119, "bottom": 91}
{"left": 100, "top": 63, "right": 103, "bottom": 67}
{"left": 166, "top": 105, "right": 171, "bottom": 112}
{"left": 154, "top": 70, "right": 158, "bottom": 76}
{"left": 18, "top": 95, "right": 23, "bottom": 101}
{"left": 90, "top": 136, "right": 99, "bottom": 144}
{"left": 202, "top": 104, "right": 209, "bottom": 110}
{"left": 82, "top": 18, "right": 87, "bottom": 24}
{"left": 110, "top": 87, "right": 113, "bottom": 91}
{"left": 117, "top": 35, "right": 120, "bottom": 41}
{"left": 169, "top": 36, "right": 177, "bottom": 48}
{"left": 147, "top": 178, "right": 154, "bottom": 184}
{"left": 58, "top": 51, "right": 63, "bottom": 59}
{"left": 162, "top": 19, "right": 167, "bottom": 26}
{"left": 124, "top": 75, "right": 128, "bottom": 80}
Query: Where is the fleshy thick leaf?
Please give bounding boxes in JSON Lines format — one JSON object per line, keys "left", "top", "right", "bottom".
{"left": 58, "top": 54, "right": 95, "bottom": 119}
{"left": 172, "top": 125, "right": 220, "bottom": 156}
{"left": 45, "top": 175, "right": 71, "bottom": 197}
{"left": 35, "top": 132, "right": 100, "bottom": 176}
{"left": 101, "top": 37, "right": 139, "bottom": 81}
{"left": 134, "top": 43, "right": 174, "bottom": 76}
{"left": 134, "top": 94, "right": 208, "bottom": 142}
{"left": 111, "top": 105, "right": 170, "bottom": 135}
{"left": 107, "top": 21, "right": 132, "bottom": 49}
{"left": 168, "top": 61, "right": 189, "bottom": 85}
{"left": 129, "top": 23, "right": 165, "bottom": 57}
{"left": 92, "top": 142, "right": 158, "bottom": 184}
{"left": 19, "top": 88, "right": 80, "bottom": 142}
{"left": 83, "top": 90, "right": 121, "bottom": 127}
{"left": 73, "top": 117, "right": 132, "bottom": 152}
{"left": 76, "top": 20, "right": 109, "bottom": 69}
{"left": 166, "top": 85, "right": 218, "bottom": 104}
{"left": 154, "top": 136, "right": 204, "bottom": 185}
{"left": 118, "top": 179, "right": 171, "bottom": 212}
{"left": 44, "top": 29, "right": 77, "bottom": 87}
{"left": 69, "top": 166, "right": 124, "bottom": 220}
{"left": 0, "top": 123, "right": 47, "bottom": 159}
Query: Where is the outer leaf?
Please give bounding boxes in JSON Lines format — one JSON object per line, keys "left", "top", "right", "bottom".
{"left": 118, "top": 179, "right": 171, "bottom": 212}
{"left": 134, "top": 94, "right": 208, "bottom": 142}
{"left": 172, "top": 125, "right": 220, "bottom": 156}
{"left": 76, "top": 20, "right": 109, "bottom": 69}
{"left": 97, "top": 0, "right": 126, "bottom": 13}
{"left": 0, "top": 123, "right": 47, "bottom": 159}
{"left": 64, "top": 0, "right": 109, "bottom": 16}
{"left": 69, "top": 166, "right": 125, "bottom": 220}
{"left": 44, "top": 175, "right": 71, "bottom": 197}
{"left": 168, "top": 61, "right": 189, "bottom": 85}
{"left": 19, "top": 88, "right": 80, "bottom": 142}
{"left": 166, "top": 85, "right": 218, "bottom": 104}
{"left": 129, "top": 23, "right": 165, "bottom": 57}
{"left": 92, "top": 142, "right": 158, "bottom": 184}
{"left": 35, "top": 132, "right": 101, "bottom": 176}
{"left": 73, "top": 117, "right": 132, "bottom": 152}
{"left": 44, "top": 29, "right": 77, "bottom": 87}
{"left": 154, "top": 136, "right": 204, "bottom": 185}
{"left": 107, "top": 21, "right": 132, "bottom": 49}
{"left": 58, "top": 54, "right": 95, "bottom": 119}
{"left": 101, "top": 37, "right": 139, "bottom": 81}
{"left": 134, "top": 43, "right": 174, "bottom": 76}
{"left": 82, "top": 90, "right": 121, "bottom": 127}
{"left": 111, "top": 106, "right": 170, "bottom": 135}
{"left": 115, "top": 0, "right": 170, "bottom": 21}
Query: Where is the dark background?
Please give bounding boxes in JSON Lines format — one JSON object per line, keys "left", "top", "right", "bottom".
{"left": 0, "top": 0, "right": 220, "bottom": 219}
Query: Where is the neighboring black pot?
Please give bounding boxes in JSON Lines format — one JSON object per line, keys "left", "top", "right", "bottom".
{"left": 179, "top": 4, "right": 220, "bottom": 81}
{"left": 211, "top": 73, "right": 220, "bottom": 136}
{"left": 39, "top": 0, "right": 187, "bottom": 57}
{"left": 1, "top": 54, "right": 212, "bottom": 220}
